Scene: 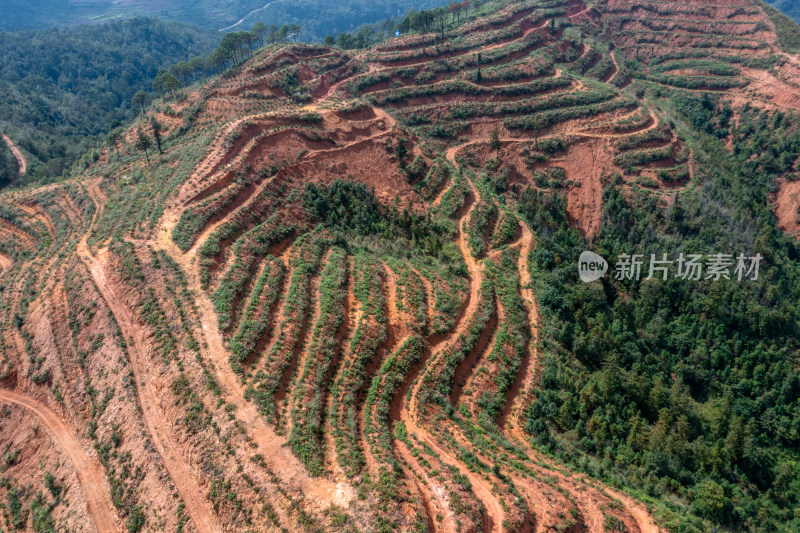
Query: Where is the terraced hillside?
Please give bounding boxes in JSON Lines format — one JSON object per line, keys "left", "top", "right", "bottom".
{"left": 2, "top": 0, "right": 800, "bottom": 532}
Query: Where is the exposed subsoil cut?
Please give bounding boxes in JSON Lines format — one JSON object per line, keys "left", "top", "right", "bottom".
{"left": 544, "top": 138, "right": 614, "bottom": 239}
{"left": 774, "top": 178, "right": 800, "bottom": 237}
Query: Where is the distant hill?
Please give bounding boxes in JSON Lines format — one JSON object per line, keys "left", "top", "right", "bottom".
{"left": 0, "top": 0, "right": 264, "bottom": 32}
{"left": 0, "top": 17, "right": 219, "bottom": 182}
{"left": 210, "top": 0, "right": 447, "bottom": 38}
{"left": 0, "top": 0, "right": 447, "bottom": 40}
{"left": 767, "top": 0, "right": 800, "bottom": 23}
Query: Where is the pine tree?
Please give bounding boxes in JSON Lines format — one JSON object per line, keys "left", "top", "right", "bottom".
{"left": 490, "top": 125, "right": 501, "bottom": 159}
{"left": 135, "top": 129, "right": 152, "bottom": 166}
{"left": 150, "top": 118, "right": 163, "bottom": 154}
{"left": 131, "top": 91, "right": 148, "bottom": 115}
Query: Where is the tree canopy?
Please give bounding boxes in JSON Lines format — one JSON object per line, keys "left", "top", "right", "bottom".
{"left": 0, "top": 17, "right": 219, "bottom": 183}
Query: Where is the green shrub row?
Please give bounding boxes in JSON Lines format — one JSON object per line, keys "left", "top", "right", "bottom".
{"left": 466, "top": 200, "right": 498, "bottom": 258}
{"left": 363, "top": 335, "right": 425, "bottom": 502}
{"left": 387, "top": 258, "right": 428, "bottom": 334}
{"left": 613, "top": 106, "right": 651, "bottom": 132}
{"left": 615, "top": 126, "right": 672, "bottom": 151}
{"left": 588, "top": 57, "right": 615, "bottom": 82}
{"left": 412, "top": 259, "right": 467, "bottom": 336}
{"left": 247, "top": 234, "right": 328, "bottom": 422}
{"left": 229, "top": 257, "right": 287, "bottom": 367}
{"left": 613, "top": 143, "right": 674, "bottom": 173}
{"left": 416, "top": 278, "right": 494, "bottom": 408}
{"left": 648, "top": 74, "right": 747, "bottom": 90}
{"left": 651, "top": 59, "right": 740, "bottom": 77}
{"left": 289, "top": 247, "right": 349, "bottom": 475}
{"left": 329, "top": 254, "right": 387, "bottom": 477}
{"left": 416, "top": 160, "right": 451, "bottom": 201}
{"left": 472, "top": 251, "right": 528, "bottom": 421}
{"left": 658, "top": 164, "right": 691, "bottom": 183}
{"left": 436, "top": 170, "right": 470, "bottom": 218}
{"left": 491, "top": 210, "right": 519, "bottom": 248}
{"left": 504, "top": 98, "right": 632, "bottom": 131}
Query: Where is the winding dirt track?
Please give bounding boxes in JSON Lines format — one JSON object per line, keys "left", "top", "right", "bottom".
{"left": 499, "top": 223, "right": 538, "bottom": 432}
{"left": 156, "top": 211, "right": 352, "bottom": 510}
{"left": 404, "top": 138, "right": 662, "bottom": 532}
{"left": 79, "top": 181, "right": 222, "bottom": 533}
{"left": 607, "top": 51, "right": 621, "bottom": 84}
{"left": 496, "top": 186, "right": 661, "bottom": 533}
{"left": 0, "top": 389, "right": 118, "bottom": 533}
{"left": 3, "top": 134, "right": 26, "bottom": 176}
{"left": 393, "top": 140, "right": 508, "bottom": 533}
{"left": 318, "top": 74, "right": 353, "bottom": 101}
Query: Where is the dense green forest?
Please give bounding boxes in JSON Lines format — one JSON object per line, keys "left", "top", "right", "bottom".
{"left": 0, "top": 141, "right": 19, "bottom": 188}
{"left": 767, "top": 0, "right": 800, "bottom": 26}
{"left": 762, "top": 1, "right": 800, "bottom": 52}
{"left": 0, "top": 17, "right": 219, "bottom": 183}
{"left": 0, "top": 0, "right": 448, "bottom": 39}
{"left": 221, "top": 0, "right": 447, "bottom": 40}
{"left": 523, "top": 92, "right": 800, "bottom": 531}
{"left": 0, "top": 0, "right": 267, "bottom": 31}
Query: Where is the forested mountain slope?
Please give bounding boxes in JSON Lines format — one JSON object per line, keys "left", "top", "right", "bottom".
{"left": 0, "top": 0, "right": 799, "bottom": 532}
{"left": 0, "top": 137, "right": 21, "bottom": 188}
{"left": 0, "top": 17, "right": 219, "bottom": 183}
{"left": 767, "top": 0, "right": 800, "bottom": 26}
{"left": 0, "top": 0, "right": 448, "bottom": 38}
{"left": 212, "top": 0, "right": 448, "bottom": 37}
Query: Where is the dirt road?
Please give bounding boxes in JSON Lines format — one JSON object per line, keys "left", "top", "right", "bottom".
{"left": 80, "top": 180, "right": 222, "bottom": 533}
{"left": 395, "top": 140, "right": 508, "bottom": 533}
{"left": 3, "top": 134, "right": 26, "bottom": 176}
{"left": 0, "top": 389, "right": 118, "bottom": 533}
